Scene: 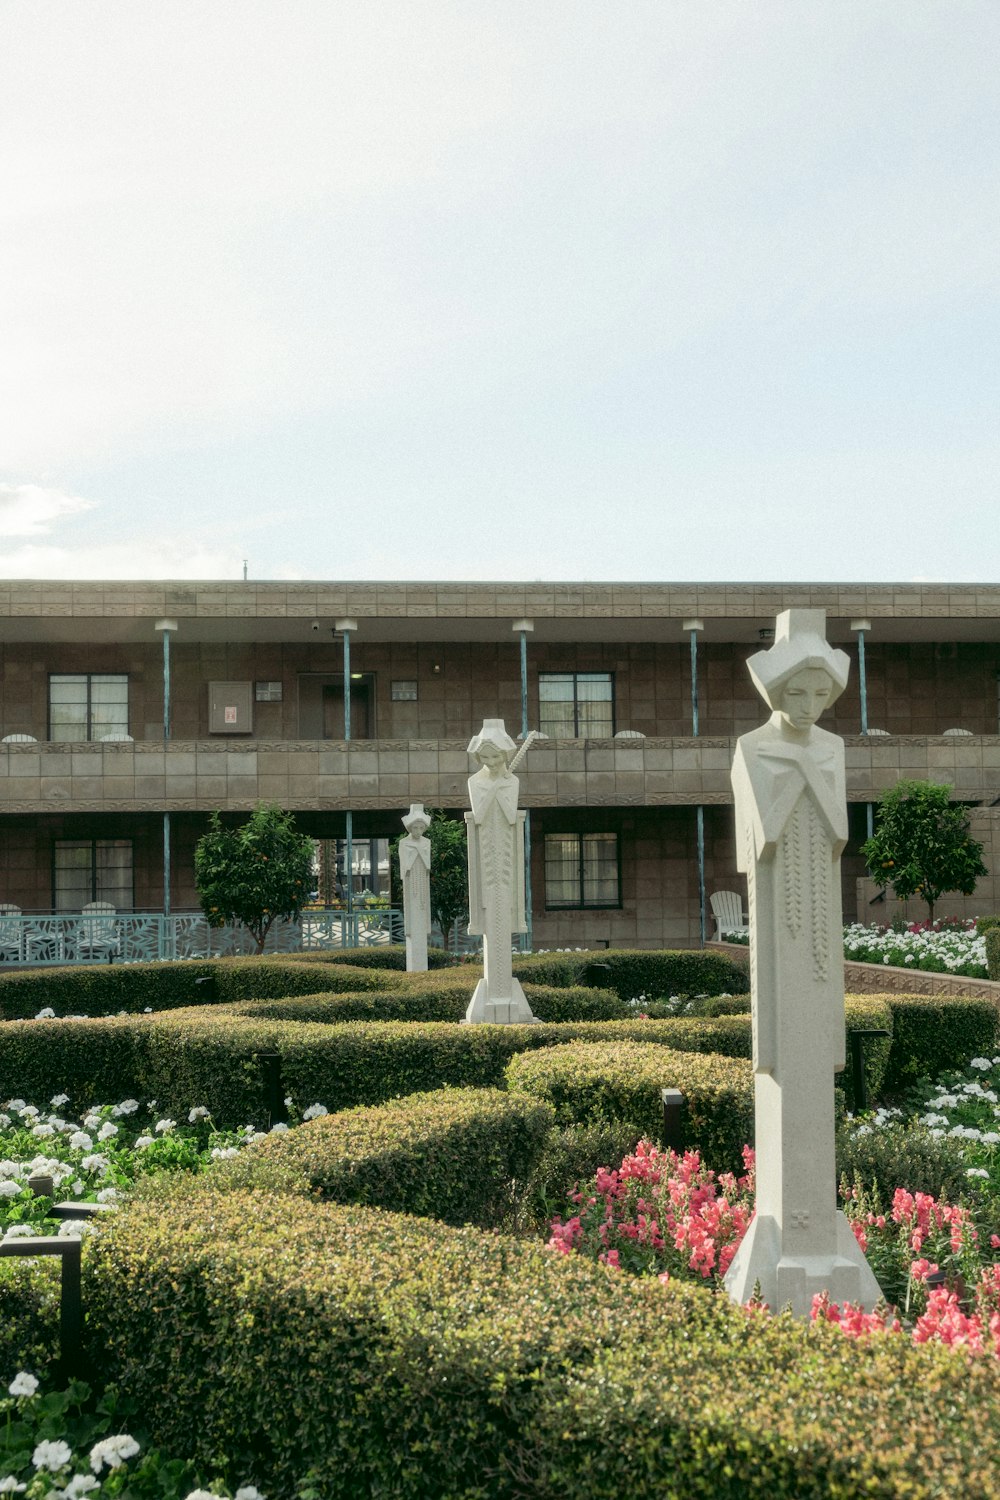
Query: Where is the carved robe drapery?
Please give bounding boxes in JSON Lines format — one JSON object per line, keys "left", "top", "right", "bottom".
{"left": 733, "top": 719, "right": 847, "bottom": 1076}
{"left": 399, "top": 836, "right": 431, "bottom": 937}
{"left": 463, "top": 766, "right": 531, "bottom": 1023}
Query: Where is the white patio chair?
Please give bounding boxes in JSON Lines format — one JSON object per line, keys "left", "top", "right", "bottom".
{"left": 2, "top": 734, "right": 37, "bottom": 743}
{"left": 0, "top": 904, "right": 23, "bottom": 962}
{"left": 709, "top": 890, "right": 749, "bottom": 942}
{"left": 76, "top": 902, "right": 121, "bottom": 960}
{"left": 614, "top": 729, "right": 646, "bottom": 739}
{"left": 863, "top": 728, "right": 891, "bottom": 737}
{"left": 99, "top": 733, "right": 134, "bottom": 742}
{"left": 942, "top": 728, "right": 973, "bottom": 736}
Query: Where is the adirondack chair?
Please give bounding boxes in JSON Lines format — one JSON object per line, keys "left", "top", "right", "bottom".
{"left": 76, "top": 902, "right": 121, "bottom": 960}
{"left": 709, "top": 890, "right": 748, "bottom": 941}
{"left": 0, "top": 904, "right": 23, "bottom": 962}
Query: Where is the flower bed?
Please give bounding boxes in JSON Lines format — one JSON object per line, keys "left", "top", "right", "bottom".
{"left": 843, "top": 919, "right": 989, "bottom": 978}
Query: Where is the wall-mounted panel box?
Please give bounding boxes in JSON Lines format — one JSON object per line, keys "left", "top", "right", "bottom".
{"left": 209, "top": 681, "right": 253, "bottom": 735}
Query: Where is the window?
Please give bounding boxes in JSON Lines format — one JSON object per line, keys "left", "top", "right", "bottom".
{"left": 544, "top": 832, "right": 620, "bottom": 909}
{"left": 53, "top": 840, "right": 133, "bottom": 912}
{"left": 538, "top": 672, "right": 614, "bottom": 738}
{"left": 49, "top": 675, "right": 129, "bottom": 741}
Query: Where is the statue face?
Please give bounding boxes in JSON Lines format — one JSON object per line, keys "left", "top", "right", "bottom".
{"left": 406, "top": 819, "right": 429, "bottom": 838}
{"left": 476, "top": 743, "right": 508, "bottom": 777}
{"left": 778, "top": 668, "right": 833, "bottom": 730}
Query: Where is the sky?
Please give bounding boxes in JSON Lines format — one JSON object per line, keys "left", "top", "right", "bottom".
{"left": 0, "top": 2, "right": 998, "bottom": 584}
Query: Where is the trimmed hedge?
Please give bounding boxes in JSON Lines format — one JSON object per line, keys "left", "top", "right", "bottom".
{"left": 880, "top": 994, "right": 999, "bottom": 1092}
{"left": 506, "top": 1040, "right": 754, "bottom": 1173}
{"left": 83, "top": 1186, "right": 1000, "bottom": 1500}
{"left": 226, "top": 979, "right": 629, "bottom": 1025}
{"left": 840, "top": 995, "right": 893, "bottom": 1111}
{"left": 0, "top": 956, "right": 404, "bottom": 1020}
{"left": 0, "top": 1260, "right": 60, "bottom": 1383}
{"left": 0, "top": 1012, "right": 752, "bottom": 1124}
{"left": 280, "top": 942, "right": 452, "bottom": 970}
{"left": 514, "top": 947, "right": 750, "bottom": 999}
{"left": 986, "top": 926, "right": 1000, "bottom": 979}
{"left": 207, "top": 1087, "right": 553, "bottom": 1227}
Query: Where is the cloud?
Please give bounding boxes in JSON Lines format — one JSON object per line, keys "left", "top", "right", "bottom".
{"left": 0, "top": 484, "right": 96, "bottom": 537}
{"left": 0, "top": 534, "right": 252, "bottom": 581}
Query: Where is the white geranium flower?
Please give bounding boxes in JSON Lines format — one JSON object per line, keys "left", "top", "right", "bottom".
{"left": 0, "top": 1181, "right": 21, "bottom": 1199}
{"left": 970, "top": 1058, "right": 992, "bottom": 1071}
{"left": 89, "top": 1434, "right": 140, "bottom": 1472}
{"left": 34, "top": 1009, "right": 56, "bottom": 1020}
{"left": 96, "top": 1187, "right": 118, "bottom": 1204}
{"left": 73, "top": 1180, "right": 85, "bottom": 1196}
{"left": 0, "top": 1115, "right": 10, "bottom": 1129}
{"left": 3, "top": 1225, "right": 35, "bottom": 1239}
{"left": 235, "top": 1488, "right": 266, "bottom": 1500}
{"left": 302, "top": 1104, "right": 327, "bottom": 1121}
{"left": 8, "top": 1371, "right": 38, "bottom": 1397}
{"left": 269, "top": 1123, "right": 289, "bottom": 1134}
{"left": 50, "top": 1094, "right": 70, "bottom": 1108}
{"left": 18, "top": 1106, "right": 39, "bottom": 1119}
{"left": 966, "top": 1167, "right": 990, "bottom": 1178}
{"left": 83, "top": 1114, "right": 101, "bottom": 1132}
{"left": 134, "top": 1136, "right": 155, "bottom": 1149}
{"left": 5, "top": 1100, "right": 26, "bottom": 1112}
{"left": 32, "top": 1438, "right": 72, "bottom": 1471}
{"left": 58, "top": 1220, "right": 96, "bottom": 1238}
{"left": 183, "top": 1490, "right": 226, "bottom": 1500}
{"left": 63, "top": 1476, "right": 101, "bottom": 1497}
{"left": 69, "top": 1132, "right": 93, "bottom": 1152}
{"left": 112, "top": 1100, "right": 139, "bottom": 1116}
{"left": 31, "top": 1123, "right": 55, "bottom": 1139}
{"left": 0, "top": 1162, "right": 20, "bottom": 1178}
{"left": 188, "top": 1106, "right": 210, "bottom": 1122}
{"left": 0, "top": 1477, "right": 27, "bottom": 1494}
{"left": 154, "top": 1119, "right": 176, "bottom": 1134}
{"left": 210, "top": 1147, "right": 239, "bottom": 1160}
{"left": 79, "top": 1155, "right": 109, "bottom": 1175}
{"left": 96, "top": 1122, "right": 118, "bottom": 1142}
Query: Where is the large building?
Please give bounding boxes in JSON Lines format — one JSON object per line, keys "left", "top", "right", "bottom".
{"left": 2, "top": 578, "right": 999, "bottom": 948}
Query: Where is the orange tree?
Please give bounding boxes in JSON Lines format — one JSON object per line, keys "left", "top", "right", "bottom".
{"left": 194, "top": 803, "right": 315, "bottom": 952}
{"left": 861, "top": 779, "right": 987, "bottom": 921}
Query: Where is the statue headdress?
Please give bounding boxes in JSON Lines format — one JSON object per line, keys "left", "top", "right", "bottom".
{"left": 467, "top": 718, "right": 517, "bottom": 759}
{"left": 747, "top": 609, "right": 850, "bottom": 712}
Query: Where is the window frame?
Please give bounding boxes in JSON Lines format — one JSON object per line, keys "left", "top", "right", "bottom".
{"left": 51, "top": 838, "right": 135, "bottom": 913}
{"left": 48, "top": 673, "right": 130, "bottom": 742}
{"left": 543, "top": 830, "right": 622, "bottom": 910}
{"left": 537, "top": 671, "right": 615, "bottom": 738}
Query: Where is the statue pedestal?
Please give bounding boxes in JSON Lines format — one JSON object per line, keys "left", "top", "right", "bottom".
{"left": 462, "top": 976, "right": 538, "bottom": 1026}
{"left": 405, "top": 932, "right": 427, "bottom": 972}
{"left": 724, "top": 1210, "right": 882, "bottom": 1318}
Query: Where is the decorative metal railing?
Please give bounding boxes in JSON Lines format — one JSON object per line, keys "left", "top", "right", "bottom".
{"left": 0, "top": 909, "right": 410, "bottom": 967}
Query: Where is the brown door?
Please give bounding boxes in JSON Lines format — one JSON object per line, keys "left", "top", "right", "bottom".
{"left": 322, "top": 681, "right": 371, "bottom": 739}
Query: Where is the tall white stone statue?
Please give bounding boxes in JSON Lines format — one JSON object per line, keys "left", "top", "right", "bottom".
{"left": 723, "top": 608, "right": 882, "bottom": 1318}
{"left": 399, "top": 802, "right": 432, "bottom": 972}
{"left": 464, "top": 719, "right": 539, "bottom": 1024}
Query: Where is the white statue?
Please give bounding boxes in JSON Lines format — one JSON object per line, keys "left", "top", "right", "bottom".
{"left": 723, "top": 608, "right": 882, "bottom": 1318}
{"left": 399, "top": 803, "right": 432, "bottom": 972}
{"left": 463, "top": 719, "right": 539, "bottom": 1024}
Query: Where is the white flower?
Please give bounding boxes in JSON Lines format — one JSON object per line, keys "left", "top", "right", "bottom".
{"left": 210, "top": 1147, "right": 239, "bottom": 1160}
{"left": 235, "top": 1488, "right": 266, "bottom": 1500}
{"left": 3, "top": 1225, "right": 35, "bottom": 1239}
{"left": 58, "top": 1220, "right": 96, "bottom": 1238}
{"left": 34, "top": 1008, "right": 56, "bottom": 1020}
{"left": 268, "top": 1123, "right": 289, "bottom": 1134}
{"left": 8, "top": 1371, "right": 38, "bottom": 1397}
{"left": 33, "top": 1439, "right": 72, "bottom": 1471}
{"left": 0, "top": 1181, "right": 21, "bottom": 1199}
{"left": 31, "top": 1123, "right": 55, "bottom": 1139}
{"left": 0, "top": 1478, "right": 26, "bottom": 1494}
{"left": 982, "top": 1132, "right": 1000, "bottom": 1145}
{"left": 96, "top": 1122, "right": 118, "bottom": 1142}
{"left": 183, "top": 1491, "right": 227, "bottom": 1500}
{"left": 89, "top": 1434, "right": 140, "bottom": 1472}
{"left": 966, "top": 1167, "right": 990, "bottom": 1179}
{"left": 112, "top": 1100, "right": 139, "bottom": 1116}
{"left": 0, "top": 1115, "right": 10, "bottom": 1129}
{"left": 96, "top": 1187, "right": 119, "bottom": 1204}
{"left": 69, "top": 1132, "right": 93, "bottom": 1152}
{"left": 83, "top": 1115, "right": 101, "bottom": 1132}
{"left": 73, "top": 1180, "right": 85, "bottom": 1196}
{"left": 18, "top": 1106, "right": 39, "bottom": 1119}
{"left": 134, "top": 1136, "right": 155, "bottom": 1149}
{"left": 0, "top": 1161, "right": 20, "bottom": 1178}
{"left": 154, "top": 1119, "right": 176, "bottom": 1134}
{"left": 79, "top": 1155, "right": 109, "bottom": 1175}
{"left": 919, "top": 1113, "right": 949, "bottom": 1128}
{"left": 970, "top": 1058, "right": 993, "bottom": 1071}
{"left": 63, "top": 1477, "right": 101, "bottom": 1497}
{"left": 50, "top": 1094, "right": 70, "bottom": 1108}
{"left": 302, "top": 1104, "right": 327, "bottom": 1121}
{"left": 188, "top": 1106, "right": 210, "bottom": 1122}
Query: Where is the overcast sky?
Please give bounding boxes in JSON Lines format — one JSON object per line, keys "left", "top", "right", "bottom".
{"left": 1, "top": 3, "right": 997, "bottom": 583}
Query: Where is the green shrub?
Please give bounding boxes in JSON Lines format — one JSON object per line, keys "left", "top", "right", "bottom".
{"left": 0, "top": 1259, "right": 60, "bottom": 1382}
{"left": 0, "top": 1011, "right": 754, "bottom": 1125}
{"left": 282, "top": 943, "right": 452, "bottom": 970}
{"left": 880, "top": 995, "right": 999, "bottom": 1093}
{"left": 836, "top": 1120, "right": 978, "bottom": 1205}
{"left": 228, "top": 980, "right": 627, "bottom": 1026}
{"left": 975, "top": 915, "right": 1000, "bottom": 936}
{"left": 515, "top": 948, "right": 749, "bottom": 1000}
{"left": 505, "top": 1041, "right": 754, "bottom": 1173}
{"left": 207, "top": 1087, "right": 553, "bottom": 1228}
{"left": 986, "top": 926, "right": 1000, "bottom": 980}
{"left": 83, "top": 1187, "right": 1000, "bottom": 1500}
{"left": 692, "top": 994, "right": 751, "bottom": 1017}
{"left": 840, "top": 996, "right": 894, "bottom": 1110}
{"left": 517, "top": 1120, "right": 644, "bottom": 1232}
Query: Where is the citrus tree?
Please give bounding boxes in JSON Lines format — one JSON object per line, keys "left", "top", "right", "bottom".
{"left": 194, "top": 803, "right": 316, "bottom": 952}
{"left": 861, "top": 779, "right": 987, "bottom": 921}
